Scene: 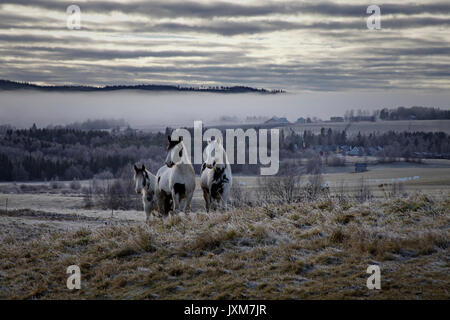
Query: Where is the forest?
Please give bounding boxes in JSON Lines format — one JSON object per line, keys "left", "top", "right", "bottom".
{"left": 378, "top": 106, "right": 450, "bottom": 120}
{"left": 0, "top": 123, "right": 449, "bottom": 181}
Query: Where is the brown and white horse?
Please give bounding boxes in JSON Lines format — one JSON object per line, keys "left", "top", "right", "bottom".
{"left": 158, "top": 136, "right": 195, "bottom": 214}
{"left": 200, "top": 138, "right": 232, "bottom": 211}
{"left": 133, "top": 164, "right": 159, "bottom": 222}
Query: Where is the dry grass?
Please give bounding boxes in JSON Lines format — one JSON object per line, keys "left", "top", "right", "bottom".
{"left": 0, "top": 194, "right": 448, "bottom": 300}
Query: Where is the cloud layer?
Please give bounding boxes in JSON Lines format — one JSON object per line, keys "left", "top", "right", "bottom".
{"left": 0, "top": 0, "right": 449, "bottom": 91}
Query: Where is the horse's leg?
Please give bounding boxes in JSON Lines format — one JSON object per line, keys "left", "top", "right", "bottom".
{"left": 202, "top": 188, "right": 210, "bottom": 213}
{"left": 221, "top": 187, "right": 230, "bottom": 211}
{"left": 179, "top": 197, "right": 187, "bottom": 216}
{"left": 157, "top": 192, "right": 164, "bottom": 216}
{"left": 144, "top": 201, "right": 151, "bottom": 222}
{"left": 163, "top": 194, "right": 171, "bottom": 216}
{"left": 211, "top": 197, "right": 217, "bottom": 211}
{"left": 185, "top": 192, "right": 194, "bottom": 214}
{"left": 220, "top": 196, "right": 226, "bottom": 211}
{"left": 159, "top": 196, "right": 165, "bottom": 216}
{"left": 172, "top": 190, "right": 180, "bottom": 214}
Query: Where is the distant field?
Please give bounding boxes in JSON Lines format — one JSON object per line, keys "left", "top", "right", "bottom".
{"left": 231, "top": 160, "right": 450, "bottom": 203}
{"left": 283, "top": 120, "right": 450, "bottom": 135}
{"left": 1, "top": 161, "right": 449, "bottom": 217}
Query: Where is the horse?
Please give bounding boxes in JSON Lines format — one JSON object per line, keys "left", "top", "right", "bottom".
{"left": 133, "top": 164, "right": 159, "bottom": 222}
{"left": 155, "top": 164, "right": 174, "bottom": 216}
{"left": 200, "top": 138, "right": 232, "bottom": 212}
{"left": 159, "top": 135, "right": 196, "bottom": 214}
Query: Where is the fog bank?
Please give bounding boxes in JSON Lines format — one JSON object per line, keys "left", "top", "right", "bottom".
{"left": 1, "top": 90, "right": 449, "bottom": 130}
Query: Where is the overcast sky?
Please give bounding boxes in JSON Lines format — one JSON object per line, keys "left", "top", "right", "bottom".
{"left": 0, "top": 0, "right": 449, "bottom": 93}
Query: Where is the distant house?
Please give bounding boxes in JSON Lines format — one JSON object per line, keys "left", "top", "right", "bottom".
{"left": 296, "top": 117, "right": 306, "bottom": 124}
{"left": 350, "top": 116, "right": 376, "bottom": 122}
{"left": 355, "top": 163, "right": 368, "bottom": 173}
{"left": 265, "top": 116, "right": 291, "bottom": 124}
{"left": 330, "top": 116, "right": 344, "bottom": 122}
{"left": 348, "top": 146, "right": 361, "bottom": 156}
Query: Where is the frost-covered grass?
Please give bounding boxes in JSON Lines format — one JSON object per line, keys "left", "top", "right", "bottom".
{"left": 0, "top": 194, "right": 448, "bottom": 299}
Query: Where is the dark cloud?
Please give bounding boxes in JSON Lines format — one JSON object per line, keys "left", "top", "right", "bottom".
{"left": 374, "top": 46, "right": 450, "bottom": 56}
{"left": 145, "top": 17, "right": 449, "bottom": 36}
{"left": 1, "top": 1, "right": 449, "bottom": 18}
{"left": 0, "top": 46, "right": 226, "bottom": 60}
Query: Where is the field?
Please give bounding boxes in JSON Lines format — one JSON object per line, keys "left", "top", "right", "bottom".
{"left": 282, "top": 120, "right": 450, "bottom": 135}
{"left": 0, "top": 163, "right": 449, "bottom": 299}
{"left": 0, "top": 195, "right": 448, "bottom": 299}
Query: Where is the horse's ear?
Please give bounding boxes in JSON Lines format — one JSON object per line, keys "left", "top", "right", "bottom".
{"left": 133, "top": 164, "right": 139, "bottom": 172}
{"left": 141, "top": 164, "right": 145, "bottom": 171}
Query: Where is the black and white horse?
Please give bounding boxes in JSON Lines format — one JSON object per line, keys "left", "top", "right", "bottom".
{"left": 157, "top": 136, "right": 195, "bottom": 214}
{"left": 200, "top": 138, "right": 232, "bottom": 211}
{"left": 133, "top": 164, "right": 159, "bottom": 222}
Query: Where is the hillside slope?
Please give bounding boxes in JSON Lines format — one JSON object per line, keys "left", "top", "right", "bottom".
{"left": 0, "top": 194, "right": 448, "bottom": 299}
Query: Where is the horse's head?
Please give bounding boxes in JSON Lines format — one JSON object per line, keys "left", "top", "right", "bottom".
{"left": 204, "top": 138, "right": 226, "bottom": 170}
{"left": 165, "top": 135, "right": 184, "bottom": 168}
{"left": 133, "top": 164, "right": 147, "bottom": 194}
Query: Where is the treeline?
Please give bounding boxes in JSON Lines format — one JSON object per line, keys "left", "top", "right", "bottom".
{"left": 0, "top": 125, "right": 449, "bottom": 181}
{"left": 0, "top": 127, "right": 167, "bottom": 181}
{"left": 282, "top": 128, "right": 450, "bottom": 159}
{"left": 379, "top": 106, "right": 450, "bottom": 120}
{"left": 62, "top": 119, "right": 128, "bottom": 131}
{"left": 0, "top": 80, "right": 284, "bottom": 94}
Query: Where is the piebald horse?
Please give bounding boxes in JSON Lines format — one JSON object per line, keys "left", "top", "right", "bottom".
{"left": 158, "top": 136, "right": 195, "bottom": 214}
{"left": 133, "top": 164, "right": 159, "bottom": 222}
{"left": 201, "top": 138, "right": 232, "bottom": 211}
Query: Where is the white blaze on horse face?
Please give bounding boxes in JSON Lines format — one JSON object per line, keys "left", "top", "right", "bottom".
{"left": 204, "top": 140, "right": 225, "bottom": 169}
{"left": 166, "top": 142, "right": 183, "bottom": 167}
{"left": 204, "top": 143, "right": 214, "bottom": 168}
{"left": 134, "top": 172, "right": 144, "bottom": 194}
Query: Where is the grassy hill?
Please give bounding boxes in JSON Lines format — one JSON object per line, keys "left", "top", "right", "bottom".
{"left": 0, "top": 194, "right": 448, "bottom": 299}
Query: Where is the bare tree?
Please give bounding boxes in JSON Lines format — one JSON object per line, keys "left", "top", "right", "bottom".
{"left": 257, "top": 174, "right": 302, "bottom": 204}
{"left": 354, "top": 176, "right": 373, "bottom": 202}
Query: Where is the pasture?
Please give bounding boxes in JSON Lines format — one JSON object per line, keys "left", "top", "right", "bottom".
{"left": 0, "top": 194, "right": 448, "bottom": 299}
{"left": 0, "top": 161, "right": 449, "bottom": 299}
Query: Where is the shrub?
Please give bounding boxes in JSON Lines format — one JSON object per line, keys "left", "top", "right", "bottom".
{"left": 69, "top": 179, "right": 81, "bottom": 190}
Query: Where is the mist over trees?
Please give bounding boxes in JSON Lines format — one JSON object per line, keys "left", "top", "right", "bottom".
{"left": 378, "top": 106, "right": 450, "bottom": 120}
{"left": 62, "top": 119, "right": 128, "bottom": 131}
